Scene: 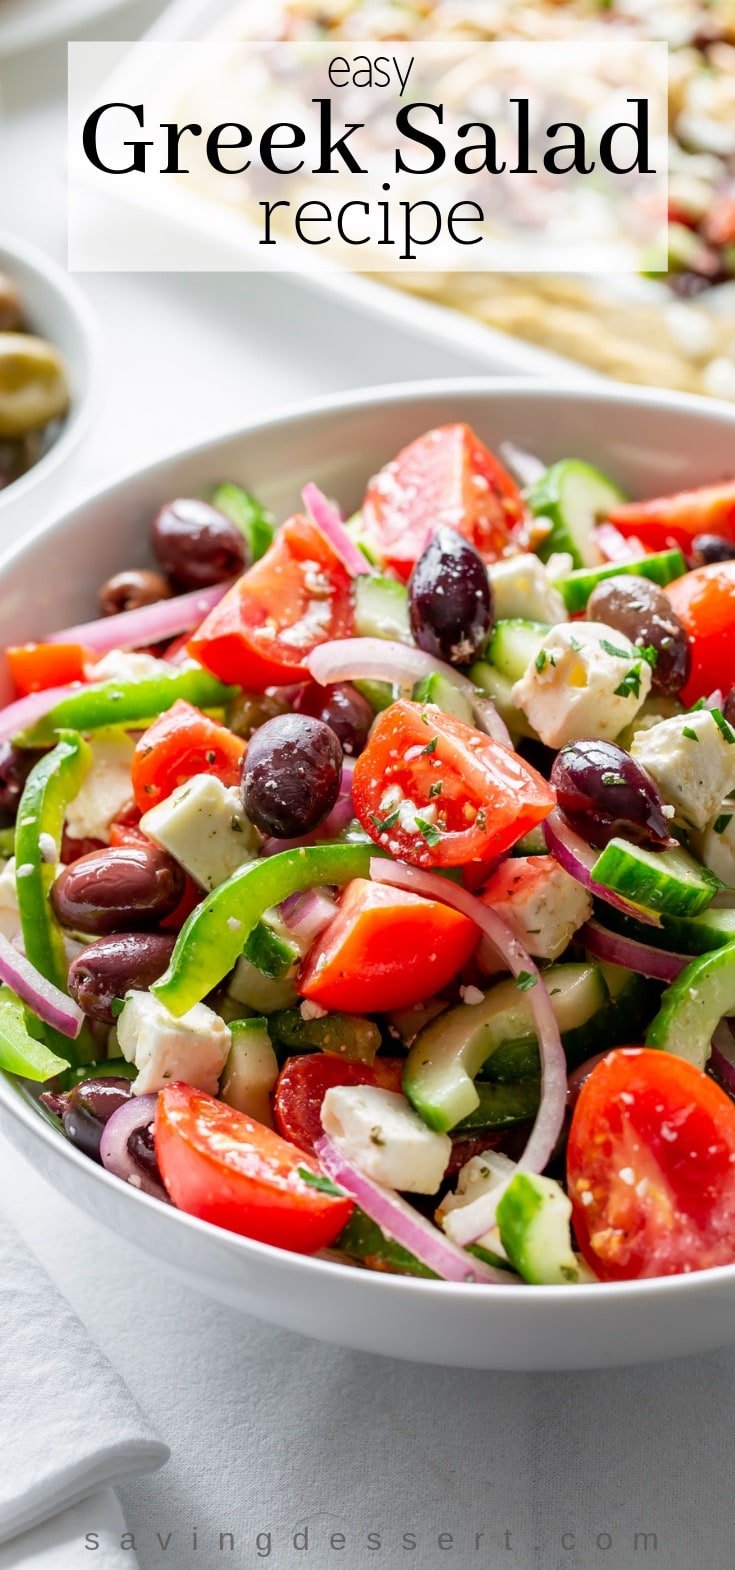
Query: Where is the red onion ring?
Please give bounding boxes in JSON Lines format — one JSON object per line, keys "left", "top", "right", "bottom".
{"left": 308, "top": 638, "right": 512, "bottom": 749}
{"left": 46, "top": 583, "right": 232, "bottom": 657}
{"left": 0, "top": 932, "right": 83, "bottom": 1037}
{"left": 315, "top": 1134, "right": 508, "bottom": 1284}
{"left": 0, "top": 683, "right": 81, "bottom": 745}
{"left": 100, "top": 1093, "right": 168, "bottom": 1201}
{"left": 544, "top": 810, "right": 661, "bottom": 927}
{"left": 302, "top": 483, "right": 369, "bottom": 578}
{"left": 567, "top": 1052, "right": 611, "bottom": 1112}
{"left": 279, "top": 888, "right": 337, "bottom": 946}
{"left": 581, "top": 919, "right": 688, "bottom": 983}
{"left": 369, "top": 858, "right": 567, "bottom": 1197}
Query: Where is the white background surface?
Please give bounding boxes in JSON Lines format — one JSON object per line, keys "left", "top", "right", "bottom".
{"left": 1, "top": 10, "right": 734, "bottom": 1569}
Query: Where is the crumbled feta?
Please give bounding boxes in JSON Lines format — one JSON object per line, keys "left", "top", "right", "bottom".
{"left": 512, "top": 622, "right": 652, "bottom": 747}
{"left": 65, "top": 730, "right": 136, "bottom": 845}
{"left": 459, "top": 985, "right": 485, "bottom": 1006}
{"left": 694, "top": 802, "right": 735, "bottom": 886}
{"left": 84, "top": 650, "right": 172, "bottom": 684}
{"left": 140, "top": 773, "right": 259, "bottom": 890}
{"left": 631, "top": 709, "right": 735, "bottom": 831}
{"left": 117, "top": 990, "right": 231, "bottom": 1096}
{"left": 437, "top": 1151, "right": 516, "bottom": 1250}
{"left": 320, "top": 1085, "right": 451, "bottom": 1195}
{"left": 488, "top": 553, "right": 568, "bottom": 624}
{"left": 300, "top": 999, "right": 328, "bottom": 1021}
{"left": 0, "top": 858, "right": 21, "bottom": 943}
{"left": 479, "top": 855, "right": 592, "bottom": 965}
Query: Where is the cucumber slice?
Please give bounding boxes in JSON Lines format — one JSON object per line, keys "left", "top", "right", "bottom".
{"left": 352, "top": 678, "right": 395, "bottom": 713}
{"left": 528, "top": 460, "right": 627, "bottom": 570}
{"left": 556, "top": 548, "right": 687, "bottom": 615}
{"left": 241, "top": 914, "right": 300, "bottom": 979}
{"left": 483, "top": 963, "right": 656, "bottom": 1083}
{"left": 412, "top": 670, "right": 473, "bottom": 724}
{"left": 267, "top": 1008, "right": 380, "bottom": 1063}
{"left": 228, "top": 955, "right": 298, "bottom": 1014}
{"left": 219, "top": 1017, "right": 278, "bottom": 1121}
{"left": 496, "top": 1174, "right": 581, "bottom": 1285}
{"left": 485, "top": 619, "right": 549, "bottom": 683}
{"left": 212, "top": 483, "right": 275, "bottom": 562}
{"left": 591, "top": 839, "right": 721, "bottom": 918}
{"left": 602, "top": 903, "right": 735, "bottom": 957}
{"left": 468, "top": 661, "right": 538, "bottom": 743}
{"left": 338, "top": 1207, "right": 438, "bottom": 1278}
{"left": 457, "top": 1078, "right": 539, "bottom": 1131}
{"left": 354, "top": 575, "right": 411, "bottom": 643}
{"left": 403, "top": 962, "right": 607, "bottom": 1131}
{"left": 646, "top": 943, "right": 735, "bottom": 1067}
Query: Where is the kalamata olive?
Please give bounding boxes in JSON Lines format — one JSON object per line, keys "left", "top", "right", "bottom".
{"left": 551, "top": 738, "right": 671, "bottom": 850}
{"left": 242, "top": 713, "right": 342, "bottom": 838}
{"left": 98, "top": 568, "right": 172, "bottom": 617}
{"left": 151, "top": 499, "right": 246, "bottom": 591}
{"left": 0, "top": 334, "right": 69, "bottom": 438}
{"left": 68, "top": 932, "right": 176, "bottom": 1024}
{"left": 0, "top": 276, "right": 24, "bottom": 332}
{"left": 50, "top": 843, "right": 185, "bottom": 935}
{"left": 293, "top": 681, "right": 373, "bottom": 756}
{"left": 408, "top": 527, "right": 493, "bottom": 665}
{"left": 586, "top": 575, "right": 691, "bottom": 696}
{"left": 0, "top": 741, "right": 39, "bottom": 821}
{"left": 724, "top": 688, "right": 735, "bottom": 728}
{"left": 41, "top": 1076, "right": 132, "bottom": 1163}
{"left": 226, "top": 689, "right": 289, "bottom": 740}
{"left": 691, "top": 534, "right": 735, "bottom": 568}
{"left": 127, "top": 1122, "right": 160, "bottom": 1181}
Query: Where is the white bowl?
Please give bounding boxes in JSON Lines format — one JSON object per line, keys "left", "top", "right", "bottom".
{"left": 0, "top": 233, "right": 99, "bottom": 533}
{"left": 2, "top": 377, "right": 735, "bottom": 1371}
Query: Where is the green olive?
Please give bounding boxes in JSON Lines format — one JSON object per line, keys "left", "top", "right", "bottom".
{"left": 0, "top": 276, "right": 24, "bottom": 333}
{"left": 0, "top": 333, "right": 70, "bottom": 438}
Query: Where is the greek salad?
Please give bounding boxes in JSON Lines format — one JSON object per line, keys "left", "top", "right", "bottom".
{"left": 4, "top": 424, "right": 735, "bottom": 1286}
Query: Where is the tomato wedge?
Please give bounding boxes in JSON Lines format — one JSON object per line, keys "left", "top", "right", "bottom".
{"left": 274, "top": 1053, "right": 404, "bottom": 1155}
{"left": 188, "top": 515, "right": 354, "bottom": 690}
{"left": 298, "top": 877, "right": 477, "bottom": 1012}
{"left": 7, "top": 641, "right": 90, "bottom": 696}
{"left": 567, "top": 1048, "right": 735, "bottom": 1281}
{"left": 609, "top": 480, "right": 735, "bottom": 553}
{"left": 666, "top": 560, "right": 735, "bottom": 704}
{"left": 155, "top": 1082, "right": 353, "bottom": 1252}
{"left": 352, "top": 700, "right": 554, "bottom": 869}
{"left": 361, "top": 424, "right": 525, "bottom": 580}
{"left": 131, "top": 699, "right": 245, "bottom": 813}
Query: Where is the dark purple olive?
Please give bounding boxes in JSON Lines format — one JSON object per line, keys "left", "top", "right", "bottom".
{"left": 586, "top": 575, "right": 690, "bottom": 697}
{"left": 242, "top": 713, "right": 342, "bottom": 838}
{"left": 408, "top": 527, "right": 493, "bottom": 666}
{"left": 127, "top": 1122, "right": 160, "bottom": 1181}
{"left": 98, "top": 567, "right": 172, "bottom": 616}
{"left": 68, "top": 932, "right": 176, "bottom": 1024}
{"left": 724, "top": 688, "right": 735, "bottom": 729}
{"left": 551, "top": 738, "right": 671, "bottom": 850}
{"left": 691, "top": 534, "right": 735, "bottom": 568}
{"left": 293, "top": 681, "right": 373, "bottom": 757}
{"left": 0, "top": 741, "right": 39, "bottom": 821}
{"left": 51, "top": 843, "right": 185, "bottom": 936}
{"left": 41, "top": 1076, "right": 133, "bottom": 1163}
{"left": 151, "top": 498, "right": 246, "bottom": 591}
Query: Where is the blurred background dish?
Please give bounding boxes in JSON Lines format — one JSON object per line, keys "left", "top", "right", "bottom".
{"left": 0, "top": 0, "right": 136, "bottom": 56}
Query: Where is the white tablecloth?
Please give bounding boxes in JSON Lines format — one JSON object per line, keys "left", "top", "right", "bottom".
{"left": 2, "top": 15, "right": 735, "bottom": 1568}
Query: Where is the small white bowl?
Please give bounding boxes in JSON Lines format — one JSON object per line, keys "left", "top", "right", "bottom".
{"left": 0, "top": 233, "right": 99, "bottom": 533}
{"left": 1, "top": 377, "right": 735, "bottom": 1371}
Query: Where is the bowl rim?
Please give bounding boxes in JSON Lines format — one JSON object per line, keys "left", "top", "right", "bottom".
{"left": 0, "top": 230, "right": 101, "bottom": 515}
{"left": 4, "top": 371, "right": 735, "bottom": 1306}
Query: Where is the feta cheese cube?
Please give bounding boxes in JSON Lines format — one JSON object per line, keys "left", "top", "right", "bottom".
{"left": 488, "top": 553, "right": 567, "bottom": 624}
{"left": 512, "top": 621, "right": 652, "bottom": 747}
{"left": 694, "top": 804, "right": 735, "bottom": 887}
{"left": 140, "top": 773, "right": 259, "bottom": 890}
{"left": 65, "top": 730, "right": 136, "bottom": 846}
{"left": 437, "top": 1150, "right": 516, "bottom": 1250}
{"left": 320, "top": 1085, "right": 451, "bottom": 1195}
{"left": 84, "top": 650, "right": 173, "bottom": 683}
{"left": 631, "top": 709, "right": 735, "bottom": 831}
{"left": 117, "top": 990, "right": 231, "bottom": 1096}
{"left": 479, "top": 855, "right": 592, "bottom": 965}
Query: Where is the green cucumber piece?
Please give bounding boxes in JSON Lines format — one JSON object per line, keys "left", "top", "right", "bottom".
{"left": 468, "top": 661, "right": 538, "bottom": 743}
{"left": 354, "top": 574, "right": 411, "bottom": 643}
{"left": 496, "top": 1174, "right": 581, "bottom": 1285}
{"left": 510, "top": 825, "right": 549, "bottom": 856}
{"left": 338, "top": 1207, "right": 438, "bottom": 1278}
{"left": 483, "top": 962, "right": 656, "bottom": 1083}
{"left": 412, "top": 670, "right": 473, "bottom": 724}
{"left": 602, "top": 903, "right": 735, "bottom": 957}
{"left": 268, "top": 1008, "right": 380, "bottom": 1063}
{"left": 646, "top": 943, "right": 735, "bottom": 1067}
{"left": 528, "top": 459, "right": 627, "bottom": 569}
{"left": 352, "top": 679, "right": 395, "bottom": 713}
{"left": 457, "top": 1078, "right": 539, "bottom": 1130}
{"left": 403, "top": 962, "right": 607, "bottom": 1131}
{"left": 591, "top": 839, "right": 721, "bottom": 918}
{"left": 219, "top": 1017, "right": 278, "bottom": 1120}
{"left": 241, "top": 914, "right": 300, "bottom": 979}
{"left": 227, "top": 956, "right": 298, "bottom": 1014}
{"left": 211, "top": 483, "right": 275, "bottom": 562}
{"left": 485, "top": 619, "right": 549, "bottom": 683}
{"left": 556, "top": 548, "right": 687, "bottom": 614}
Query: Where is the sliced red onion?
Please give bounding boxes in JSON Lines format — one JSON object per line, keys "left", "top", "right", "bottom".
{"left": 497, "top": 441, "right": 545, "bottom": 488}
{"left": 279, "top": 888, "right": 337, "bottom": 945}
{"left": 315, "top": 1134, "right": 508, "bottom": 1284}
{"left": 46, "top": 583, "right": 232, "bottom": 656}
{"left": 308, "top": 638, "right": 512, "bottom": 749}
{"left": 0, "top": 931, "right": 83, "bottom": 1038}
{"left": 370, "top": 858, "right": 568, "bottom": 1193}
{"left": 581, "top": 919, "right": 688, "bottom": 983}
{"left": 711, "top": 1023, "right": 735, "bottom": 1096}
{"left": 0, "top": 683, "right": 81, "bottom": 744}
{"left": 302, "top": 483, "right": 369, "bottom": 578}
{"left": 544, "top": 809, "right": 661, "bottom": 928}
{"left": 593, "top": 522, "right": 641, "bottom": 563}
{"left": 100, "top": 1093, "right": 168, "bottom": 1201}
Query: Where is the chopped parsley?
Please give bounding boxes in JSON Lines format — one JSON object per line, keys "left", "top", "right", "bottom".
{"left": 535, "top": 649, "right": 549, "bottom": 673}
{"left": 110, "top": 997, "right": 125, "bottom": 1019}
{"left": 370, "top": 808, "right": 400, "bottom": 834}
{"left": 297, "top": 1167, "right": 345, "bottom": 1197}
{"left": 514, "top": 971, "right": 538, "bottom": 992}
{"left": 712, "top": 708, "right": 735, "bottom": 745}
{"left": 681, "top": 725, "right": 699, "bottom": 742}
{"left": 601, "top": 771, "right": 626, "bottom": 788}
{"left": 600, "top": 637, "right": 633, "bottom": 661}
{"left": 714, "top": 813, "right": 733, "bottom": 835}
{"left": 369, "top": 1127, "right": 385, "bottom": 1147}
{"left": 614, "top": 664, "right": 644, "bottom": 700}
{"left": 637, "top": 643, "right": 658, "bottom": 669}
{"left": 421, "top": 737, "right": 438, "bottom": 756}
{"left": 428, "top": 781, "right": 443, "bottom": 799}
{"left": 415, "top": 816, "right": 442, "bottom": 846}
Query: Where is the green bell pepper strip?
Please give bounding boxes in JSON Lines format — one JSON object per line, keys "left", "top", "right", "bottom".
{"left": 0, "top": 985, "right": 68, "bottom": 1081}
{"left": 14, "top": 669, "right": 238, "bottom": 747}
{"left": 15, "top": 731, "right": 92, "bottom": 1061}
{"left": 153, "top": 842, "right": 375, "bottom": 1018}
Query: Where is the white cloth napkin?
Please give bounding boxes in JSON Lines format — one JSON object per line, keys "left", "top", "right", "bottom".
{"left": 0, "top": 1209, "right": 168, "bottom": 1567}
